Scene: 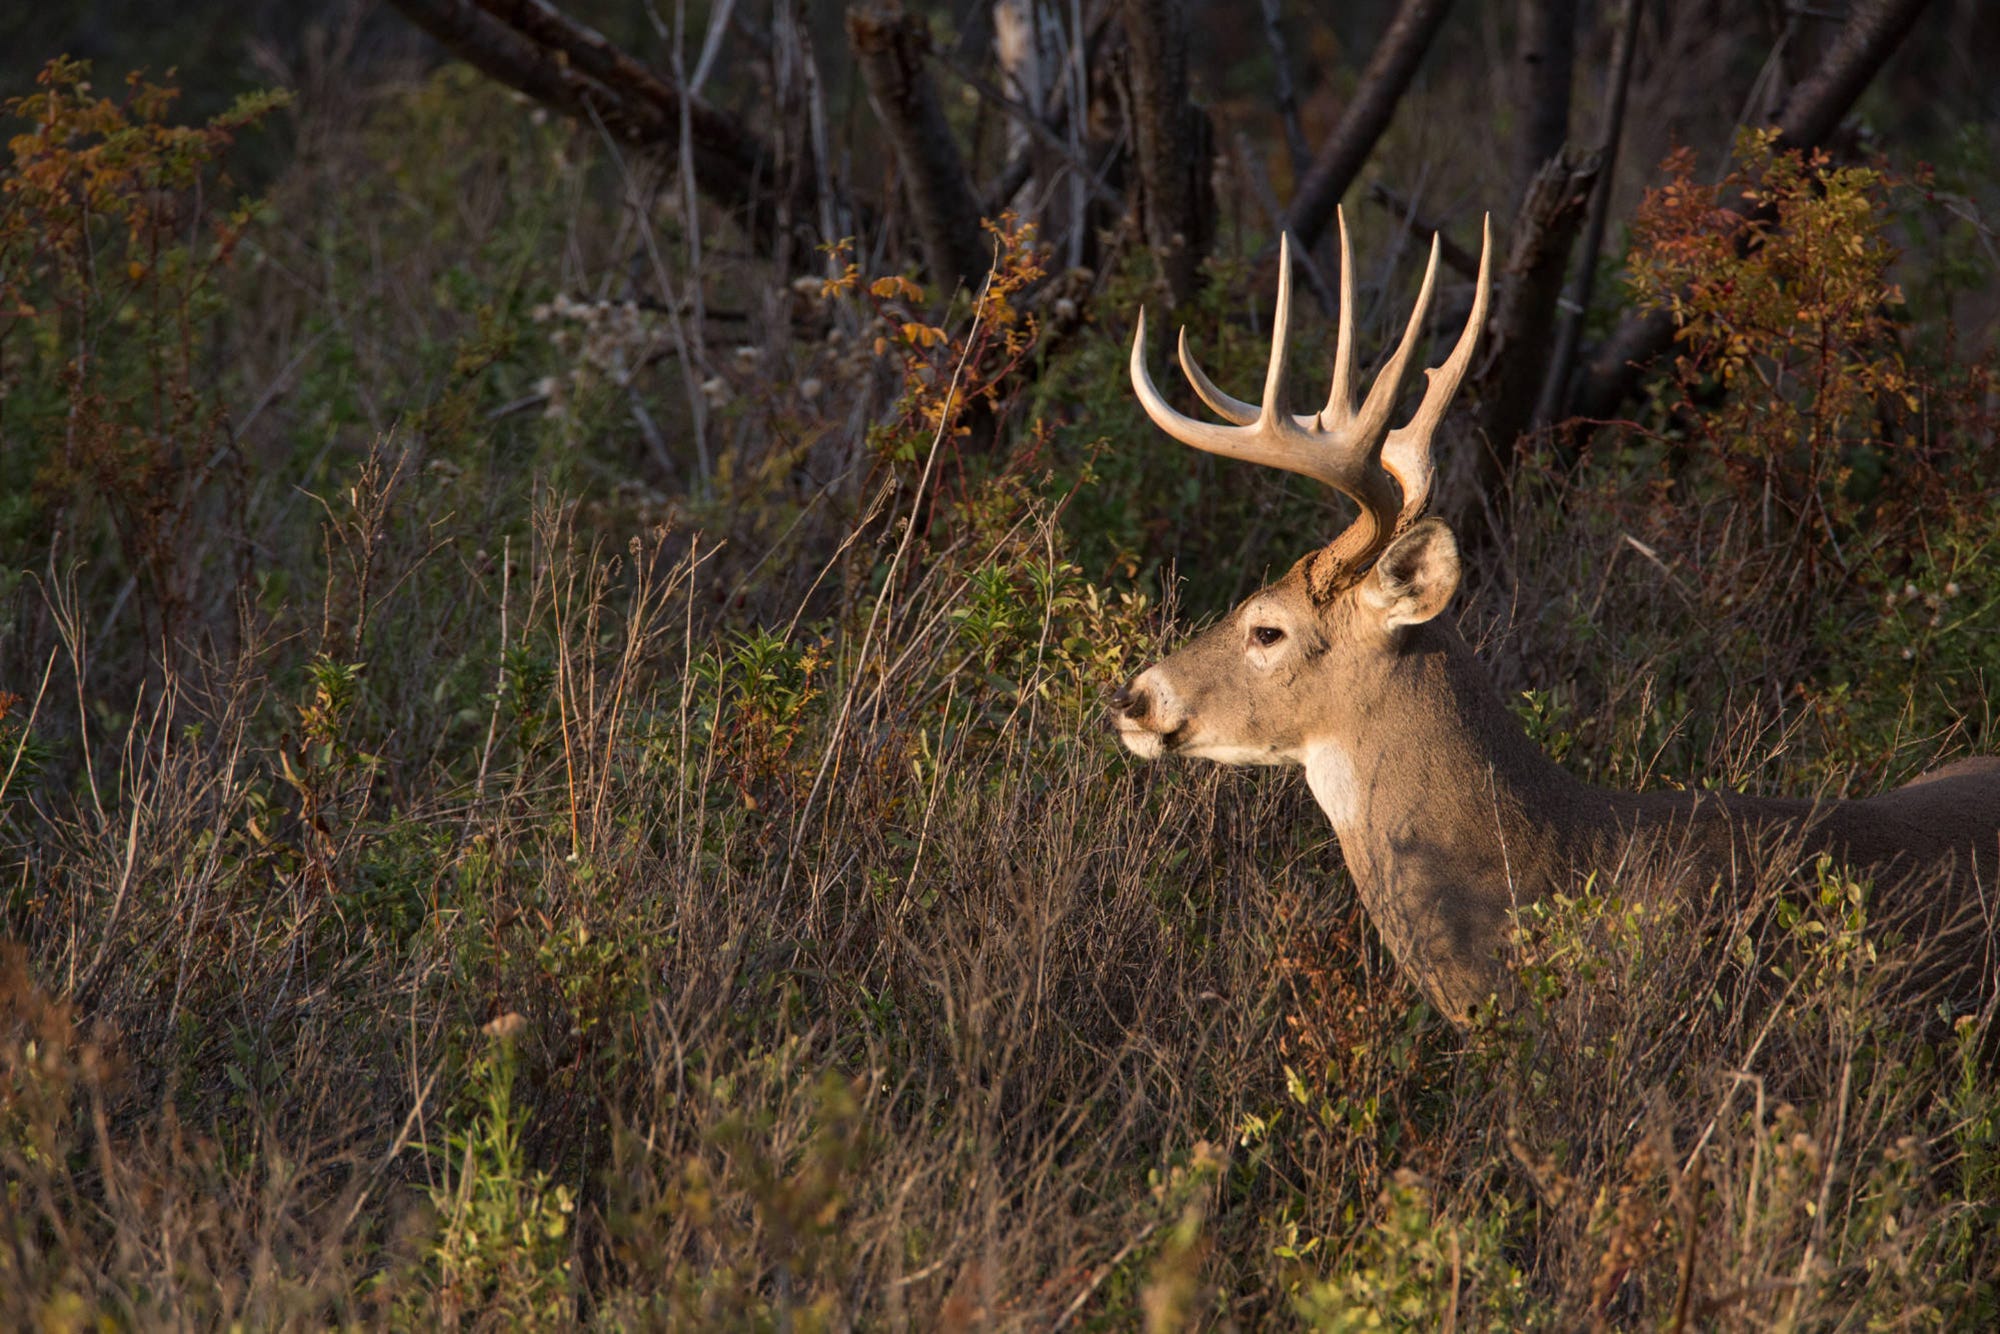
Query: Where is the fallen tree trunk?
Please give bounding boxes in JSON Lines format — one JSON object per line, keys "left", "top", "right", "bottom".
{"left": 386, "top": 0, "right": 811, "bottom": 257}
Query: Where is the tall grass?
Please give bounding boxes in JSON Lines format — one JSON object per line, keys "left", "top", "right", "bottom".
{"left": 2, "top": 54, "right": 1997, "bottom": 1328}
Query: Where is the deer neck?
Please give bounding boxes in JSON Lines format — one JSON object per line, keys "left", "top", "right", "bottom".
{"left": 1301, "top": 620, "right": 1588, "bottom": 1019}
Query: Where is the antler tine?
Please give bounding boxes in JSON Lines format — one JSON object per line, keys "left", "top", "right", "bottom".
{"left": 1128, "top": 237, "right": 1379, "bottom": 490}
{"left": 1176, "top": 233, "right": 1344, "bottom": 432}
{"left": 1319, "top": 208, "right": 1358, "bottom": 427}
{"left": 1180, "top": 234, "right": 1327, "bottom": 430}
{"left": 1349, "top": 232, "right": 1442, "bottom": 445}
{"left": 1380, "top": 214, "right": 1493, "bottom": 526}
{"left": 1177, "top": 328, "right": 1258, "bottom": 426}
{"left": 1129, "top": 309, "right": 1262, "bottom": 460}
{"left": 1131, "top": 229, "right": 1434, "bottom": 584}
{"left": 1259, "top": 232, "right": 1299, "bottom": 429}
{"left": 1132, "top": 214, "right": 1492, "bottom": 599}
{"left": 1130, "top": 305, "right": 1321, "bottom": 472}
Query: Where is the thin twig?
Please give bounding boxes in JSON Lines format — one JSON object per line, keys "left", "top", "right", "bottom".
{"left": 474, "top": 535, "right": 511, "bottom": 807}
{"left": 1668, "top": 1150, "right": 1704, "bottom": 1334}
{"left": 0, "top": 646, "right": 58, "bottom": 810}
{"left": 1050, "top": 1221, "right": 1161, "bottom": 1330}
{"left": 1367, "top": 181, "right": 1482, "bottom": 280}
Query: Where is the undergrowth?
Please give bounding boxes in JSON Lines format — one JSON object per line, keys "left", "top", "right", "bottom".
{"left": 0, "top": 56, "right": 1996, "bottom": 1329}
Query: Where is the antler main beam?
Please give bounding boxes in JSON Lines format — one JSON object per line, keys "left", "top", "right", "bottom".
{"left": 1129, "top": 210, "right": 1492, "bottom": 588}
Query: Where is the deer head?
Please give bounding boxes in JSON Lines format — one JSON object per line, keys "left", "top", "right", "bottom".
{"left": 1111, "top": 212, "right": 1492, "bottom": 779}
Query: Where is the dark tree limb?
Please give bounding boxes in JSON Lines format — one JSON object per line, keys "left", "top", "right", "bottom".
{"left": 1773, "top": 0, "right": 1932, "bottom": 149}
{"left": 848, "top": 5, "right": 989, "bottom": 293}
{"left": 384, "top": 0, "right": 801, "bottom": 254}
{"left": 1511, "top": 0, "right": 1578, "bottom": 216}
{"left": 1283, "top": 0, "right": 1455, "bottom": 253}
{"left": 1534, "top": 0, "right": 1642, "bottom": 429}
{"left": 1476, "top": 147, "right": 1598, "bottom": 485}
{"left": 1568, "top": 0, "right": 1932, "bottom": 422}
{"left": 1119, "top": 0, "right": 1216, "bottom": 305}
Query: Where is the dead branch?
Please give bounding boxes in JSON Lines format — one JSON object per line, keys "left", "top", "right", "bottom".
{"left": 1283, "top": 0, "right": 1456, "bottom": 252}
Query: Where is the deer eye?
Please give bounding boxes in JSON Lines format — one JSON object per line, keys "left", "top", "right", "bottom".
{"left": 1251, "top": 625, "right": 1285, "bottom": 648}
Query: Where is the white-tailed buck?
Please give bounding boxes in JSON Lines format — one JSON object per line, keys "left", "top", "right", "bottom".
{"left": 1112, "top": 213, "right": 2000, "bottom": 1024}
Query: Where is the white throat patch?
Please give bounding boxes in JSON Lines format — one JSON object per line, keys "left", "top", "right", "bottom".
{"left": 1304, "top": 743, "right": 1362, "bottom": 829}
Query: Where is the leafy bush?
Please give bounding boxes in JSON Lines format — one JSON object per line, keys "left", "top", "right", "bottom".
{"left": 1, "top": 58, "right": 285, "bottom": 644}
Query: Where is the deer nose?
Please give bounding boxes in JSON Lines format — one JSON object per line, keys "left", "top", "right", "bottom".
{"left": 1110, "top": 684, "right": 1145, "bottom": 719}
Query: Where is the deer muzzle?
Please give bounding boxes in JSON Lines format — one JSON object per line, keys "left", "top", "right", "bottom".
{"left": 1109, "top": 668, "right": 1183, "bottom": 759}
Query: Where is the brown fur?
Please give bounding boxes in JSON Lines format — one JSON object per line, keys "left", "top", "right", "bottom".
{"left": 1113, "top": 521, "right": 2000, "bottom": 1024}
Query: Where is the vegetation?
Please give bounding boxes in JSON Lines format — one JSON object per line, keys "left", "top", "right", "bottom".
{"left": 2, "top": 5, "right": 1998, "bottom": 1327}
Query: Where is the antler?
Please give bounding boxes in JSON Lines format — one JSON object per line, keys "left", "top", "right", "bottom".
{"left": 1130, "top": 209, "right": 1492, "bottom": 598}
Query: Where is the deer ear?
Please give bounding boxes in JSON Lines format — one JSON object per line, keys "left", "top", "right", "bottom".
{"left": 1362, "top": 518, "right": 1459, "bottom": 629}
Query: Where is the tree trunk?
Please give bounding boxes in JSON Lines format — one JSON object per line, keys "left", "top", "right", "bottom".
{"left": 1119, "top": 0, "right": 1215, "bottom": 305}
{"left": 848, "top": 4, "right": 991, "bottom": 294}
{"left": 1510, "top": 0, "right": 1577, "bottom": 216}
{"left": 1534, "top": 0, "right": 1641, "bottom": 430}
{"left": 1477, "top": 147, "right": 1598, "bottom": 487}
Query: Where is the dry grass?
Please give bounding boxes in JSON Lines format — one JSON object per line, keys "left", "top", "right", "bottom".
{"left": 2, "top": 42, "right": 1998, "bottom": 1331}
{"left": 5, "top": 459, "right": 1995, "bottom": 1326}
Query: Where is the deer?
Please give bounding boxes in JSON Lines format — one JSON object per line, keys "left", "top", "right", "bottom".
{"left": 1110, "top": 212, "right": 2000, "bottom": 1025}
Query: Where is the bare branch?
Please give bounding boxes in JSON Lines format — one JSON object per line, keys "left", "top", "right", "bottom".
{"left": 1283, "top": 0, "right": 1455, "bottom": 252}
